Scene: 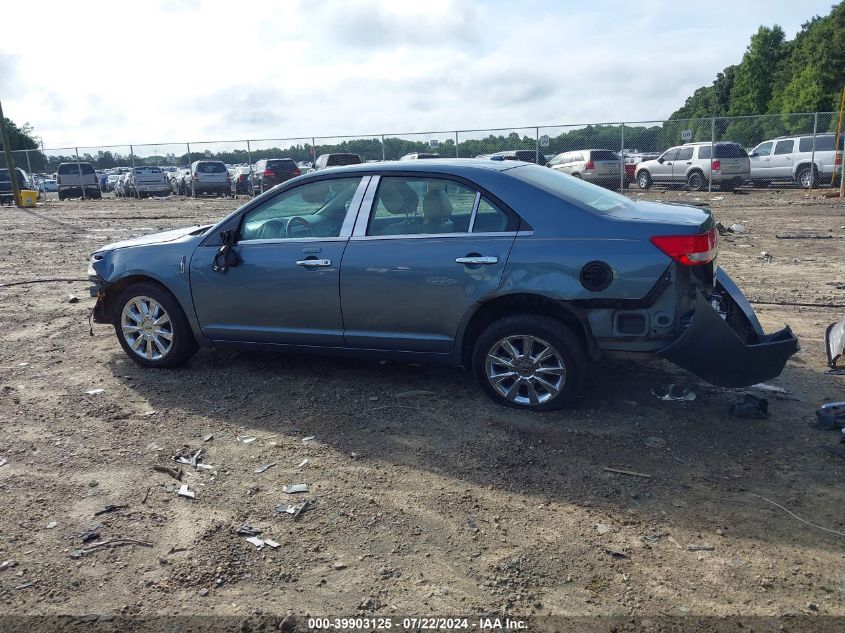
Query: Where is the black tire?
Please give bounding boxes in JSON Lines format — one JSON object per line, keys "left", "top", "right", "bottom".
{"left": 472, "top": 314, "right": 587, "bottom": 411}
{"left": 637, "top": 170, "right": 652, "bottom": 190}
{"left": 192, "top": 186, "right": 198, "bottom": 198}
{"left": 687, "top": 170, "right": 705, "bottom": 191}
{"left": 58, "top": 192, "right": 64, "bottom": 201}
{"left": 572, "top": 173, "right": 582, "bottom": 179}
{"left": 796, "top": 166, "right": 816, "bottom": 189}
{"left": 112, "top": 282, "right": 197, "bottom": 369}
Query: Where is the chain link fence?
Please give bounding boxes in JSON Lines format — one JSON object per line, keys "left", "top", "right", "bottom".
{"left": 3, "top": 112, "right": 842, "bottom": 204}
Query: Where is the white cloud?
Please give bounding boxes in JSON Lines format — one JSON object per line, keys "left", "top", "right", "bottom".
{"left": 0, "top": 0, "right": 835, "bottom": 149}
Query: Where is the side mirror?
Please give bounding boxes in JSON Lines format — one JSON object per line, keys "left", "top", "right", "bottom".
{"left": 657, "top": 157, "right": 665, "bottom": 164}
{"left": 212, "top": 230, "right": 241, "bottom": 273}
{"left": 750, "top": 152, "right": 758, "bottom": 157}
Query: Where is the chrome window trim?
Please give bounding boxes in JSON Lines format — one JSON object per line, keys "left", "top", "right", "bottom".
{"left": 349, "top": 231, "right": 519, "bottom": 242}
{"left": 237, "top": 236, "right": 350, "bottom": 246}
{"left": 466, "top": 191, "right": 482, "bottom": 233}
{"left": 239, "top": 175, "right": 370, "bottom": 243}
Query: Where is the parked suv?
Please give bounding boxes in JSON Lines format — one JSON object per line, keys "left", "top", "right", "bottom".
{"left": 549, "top": 149, "right": 626, "bottom": 188}
{"left": 0, "top": 168, "right": 34, "bottom": 205}
{"left": 253, "top": 158, "right": 301, "bottom": 193}
{"left": 635, "top": 142, "right": 750, "bottom": 192}
{"left": 128, "top": 166, "right": 171, "bottom": 198}
{"left": 56, "top": 162, "right": 102, "bottom": 200}
{"left": 313, "top": 153, "right": 363, "bottom": 170}
{"left": 190, "top": 160, "right": 232, "bottom": 197}
{"left": 749, "top": 134, "right": 844, "bottom": 189}
{"left": 488, "top": 150, "right": 548, "bottom": 166}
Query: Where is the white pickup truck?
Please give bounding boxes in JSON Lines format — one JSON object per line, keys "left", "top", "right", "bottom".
{"left": 128, "top": 166, "right": 171, "bottom": 198}
{"left": 56, "top": 162, "right": 101, "bottom": 200}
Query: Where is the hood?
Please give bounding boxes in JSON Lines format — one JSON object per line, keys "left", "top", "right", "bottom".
{"left": 98, "top": 225, "right": 209, "bottom": 252}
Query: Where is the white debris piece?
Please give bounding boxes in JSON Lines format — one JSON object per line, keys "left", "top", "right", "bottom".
{"left": 245, "top": 536, "right": 265, "bottom": 548}
{"left": 46, "top": 522, "right": 57, "bottom": 529}
{"left": 282, "top": 483, "right": 309, "bottom": 494}
{"left": 176, "top": 484, "right": 196, "bottom": 499}
{"left": 297, "top": 459, "right": 309, "bottom": 468}
{"left": 302, "top": 436, "right": 315, "bottom": 444}
{"left": 263, "top": 539, "right": 280, "bottom": 548}
{"left": 86, "top": 389, "right": 105, "bottom": 395}
{"left": 238, "top": 436, "right": 257, "bottom": 444}
{"left": 730, "top": 223, "right": 746, "bottom": 233}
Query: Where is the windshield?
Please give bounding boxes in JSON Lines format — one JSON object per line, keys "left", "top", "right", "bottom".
{"left": 511, "top": 164, "right": 631, "bottom": 214}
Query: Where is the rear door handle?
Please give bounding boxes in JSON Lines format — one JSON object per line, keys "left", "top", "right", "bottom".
{"left": 296, "top": 259, "right": 332, "bottom": 267}
{"left": 456, "top": 256, "right": 498, "bottom": 265}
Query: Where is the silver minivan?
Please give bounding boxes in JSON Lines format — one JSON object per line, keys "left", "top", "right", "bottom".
{"left": 548, "top": 149, "right": 625, "bottom": 188}
{"left": 635, "top": 142, "right": 750, "bottom": 191}
{"left": 190, "top": 160, "right": 232, "bottom": 197}
{"left": 749, "top": 134, "right": 844, "bottom": 188}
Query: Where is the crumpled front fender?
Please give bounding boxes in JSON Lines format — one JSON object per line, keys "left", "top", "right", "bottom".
{"left": 658, "top": 269, "right": 800, "bottom": 387}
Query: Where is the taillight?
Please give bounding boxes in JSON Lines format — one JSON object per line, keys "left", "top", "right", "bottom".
{"left": 711, "top": 160, "right": 721, "bottom": 171}
{"left": 650, "top": 227, "right": 718, "bottom": 266}
{"left": 238, "top": 174, "right": 246, "bottom": 182}
{"left": 835, "top": 153, "right": 842, "bottom": 166}
{"left": 263, "top": 169, "right": 275, "bottom": 177}
{"left": 293, "top": 168, "right": 301, "bottom": 176}
{"left": 585, "top": 160, "right": 595, "bottom": 170}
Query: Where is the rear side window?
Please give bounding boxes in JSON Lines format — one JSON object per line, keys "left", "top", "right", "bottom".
{"left": 512, "top": 164, "right": 632, "bottom": 215}
{"left": 799, "top": 136, "right": 843, "bottom": 152}
{"left": 590, "top": 150, "right": 619, "bottom": 161}
{"left": 367, "top": 177, "right": 477, "bottom": 235}
{"left": 197, "top": 162, "right": 226, "bottom": 173}
{"left": 472, "top": 197, "right": 516, "bottom": 233}
{"left": 327, "top": 154, "right": 362, "bottom": 167}
{"left": 773, "top": 140, "right": 794, "bottom": 155}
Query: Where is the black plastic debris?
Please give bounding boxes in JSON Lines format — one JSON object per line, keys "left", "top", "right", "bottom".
{"left": 816, "top": 402, "right": 845, "bottom": 430}
{"left": 81, "top": 525, "right": 102, "bottom": 543}
{"left": 729, "top": 394, "right": 769, "bottom": 419}
{"left": 235, "top": 524, "right": 261, "bottom": 537}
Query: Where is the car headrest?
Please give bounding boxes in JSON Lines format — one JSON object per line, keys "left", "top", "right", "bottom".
{"left": 301, "top": 182, "right": 330, "bottom": 203}
{"left": 423, "top": 189, "right": 453, "bottom": 222}
{"left": 380, "top": 180, "right": 419, "bottom": 214}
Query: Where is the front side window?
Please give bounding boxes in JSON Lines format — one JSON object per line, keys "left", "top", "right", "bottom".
{"left": 755, "top": 142, "right": 773, "bottom": 156}
{"left": 774, "top": 140, "right": 794, "bottom": 155}
{"left": 240, "top": 177, "right": 363, "bottom": 241}
{"left": 367, "top": 177, "right": 477, "bottom": 236}
{"left": 661, "top": 149, "right": 679, "bottom": 161}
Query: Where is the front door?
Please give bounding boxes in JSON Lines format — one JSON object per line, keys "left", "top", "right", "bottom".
{"left": 189, "top": 176, "right": 368, "bottom": 346}
{"left": 652, "top": 148, "right": 678, "bottom": 183}
{"left": 339, "top": 175, "right": 518, "bottom": 353}
{"left": 750, "top": 141, "right": 773, "bottom": 179}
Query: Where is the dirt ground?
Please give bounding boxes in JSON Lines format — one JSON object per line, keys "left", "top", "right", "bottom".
{"left": 0, "top": 187, "right": 844, "bottom": 627}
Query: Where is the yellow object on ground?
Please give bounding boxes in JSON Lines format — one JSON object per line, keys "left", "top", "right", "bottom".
{"left": 19, "top": 190, "right": 37, "bottom": 207}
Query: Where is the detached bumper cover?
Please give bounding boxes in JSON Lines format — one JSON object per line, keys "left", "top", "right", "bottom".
{"left": 658, "top": 269, "right": 799, "bottom": 387}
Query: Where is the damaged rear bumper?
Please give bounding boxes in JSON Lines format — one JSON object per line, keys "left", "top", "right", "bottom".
{"left": 658, "top": 268, "right": 799, "bottom": 387}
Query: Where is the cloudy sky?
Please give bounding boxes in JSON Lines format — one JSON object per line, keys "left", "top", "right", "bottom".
{"left": 0, "top": 0, "right": 835, "bottom": 150}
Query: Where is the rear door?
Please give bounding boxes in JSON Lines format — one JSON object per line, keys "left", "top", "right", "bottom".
{"left": 771, "top": 139, "right": 795, "bottom": 179}
{"left": 672, "top": 147, "right": 694, "bottom": 181}
{"left": 339, "top": 175, "right": 519, "bottom": 353}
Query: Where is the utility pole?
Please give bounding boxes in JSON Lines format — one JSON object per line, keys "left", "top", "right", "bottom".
{"left": 0, "top": 100, "right": 23, "bottom": 207}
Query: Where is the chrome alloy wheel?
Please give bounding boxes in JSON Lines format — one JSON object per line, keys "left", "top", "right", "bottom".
{"left": 120, "top": 296, "right": 174, "bottom": 361}
{"left": 485, "top": 335, "right": 566, "bottom": 406}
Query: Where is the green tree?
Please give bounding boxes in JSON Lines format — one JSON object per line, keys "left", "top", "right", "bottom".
{"left": 727, "top": 26, "right": 786, "bottom": 115}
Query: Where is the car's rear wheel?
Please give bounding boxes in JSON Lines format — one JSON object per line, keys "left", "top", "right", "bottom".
{"left": 113, "top": 283, "right": 197, "bottom": 368}
{"left": 637, "top": 170, "right": 652, "bottom": 189}
{"left": 687, "top": 171, "right": 705, "bottom": 191}
{"left": 796, "top": 166, "right": 816, "bottom": 189}
{"left": 473, "top": 315, "right": 587, "bottom": 411}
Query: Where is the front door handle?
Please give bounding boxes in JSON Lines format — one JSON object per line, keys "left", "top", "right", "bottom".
{"left": 296, "top": 259, "right": 332, "bottom": 267}
{"left": 456, "top": 256, "right": 498, "bottom": 265}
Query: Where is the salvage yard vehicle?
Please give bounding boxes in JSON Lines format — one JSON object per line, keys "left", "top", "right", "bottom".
{"left": 190, "top": 160, "right": 232, "bottom": 197}
{"left": 313, "top": 153, "right": 363, "bottom": 170}
{"left": 0, "top": 168, "right": 34, "bottom": 205}
{"left": 253, "top": 158, "right": 301, "bottom": 193}
{"left": 56, "top": 162, "right": 102, "bottom": 200}
{"left": 88, "top": 159, "right": 798, "bottom": 410}
{"left": 548, "top": 149, "right": 626, "bottom": 188}
{"left": 636, "top": 142, "right": 750, "bottom": 192}
{"left": 749, "top": 134, "right": 844, "bottom": 189}
{"left": 128, "top": 166, "right": 171, "bottom": 198}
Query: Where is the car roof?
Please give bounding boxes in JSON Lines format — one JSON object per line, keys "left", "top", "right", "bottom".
{"left": 301, "top": 158, "right": 522, "bottom": 178}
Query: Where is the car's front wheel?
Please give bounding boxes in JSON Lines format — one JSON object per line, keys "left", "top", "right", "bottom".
{"left": 113, "top": 283, "right": 197, "bottom": 368}
{"left": 637, "top": 170, "right": 652, "bottom": 189}
{"left": 687, "top": 171, "right": 705, "bottom": 191}
{"left": 473, "top": 315, "right": 587, "bottom": 410}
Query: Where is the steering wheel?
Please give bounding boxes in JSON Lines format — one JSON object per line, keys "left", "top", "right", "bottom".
{"left": 286, "top": 216, "right": 316, "bottom": 238}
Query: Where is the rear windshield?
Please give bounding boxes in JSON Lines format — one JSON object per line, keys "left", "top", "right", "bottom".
{"left": 698, "top": 144, "right": 748, "bottom": 159}
{"left": 798, "top": 136, "right": 844, "bottom": 152}
{"left": 267, "top": 159, "right": 296, "bottom": 169}
{"left": 326, "top": 154, "right": 362, "bottom": 166}
{"left": 196, "top": 162, "right": 227, "bottom": 173}
{"left": 58, "top": 163, "right": 95, "bottom": 175}
{"left": 134, "top": 166, "right": 162, "bottom": 174}
{"left": 512, "top": 163, "right": 631, "bottom": 215}
{"left": 590, "top": 150, "right": 620, "bottom": 161}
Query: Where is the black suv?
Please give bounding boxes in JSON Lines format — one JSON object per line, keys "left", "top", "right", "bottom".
{"left": 253, "top": 158, "right": 300, "bottom": 193}
{"left": 0, "top": 168, "right": 33, "bottom": 205}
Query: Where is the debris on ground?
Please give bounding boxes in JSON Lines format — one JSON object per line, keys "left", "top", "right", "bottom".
{"left": 81, "top": 525, "right": 102, "bottom": 542}
{"left": 67, "top": 294, "right": 79, "bottom": 304}
{"left": 302, "top": 436, "right": 315, "bottom": 445}
{"left": 275, "top": 504, "right": 296, "bottom": 515}
{"left": 85, "top": 388, "right": 105, "bottom": 395}
{"left": 730, "top": 393, "right": 769, "bottom": 419}
{"left": 176, "top": 484, "right": 195, "bottom": 499}
{"left": 235, "top": 524, "right": 260, "bottom": 537}
{"left": 202, "top": 434, "right": 214, "bottom": 442}
{"left": 254, "top": 462, "right": 276, "bottom": 474}
{"left": 0, "top": 458, "right": 7, "bottom": 467}
{"left": 760, "top": 251, "right": 772, "bottom": 262}
{"left": 825, "top": 317, "right": 845, "bottom": 369}
{"left": 596, "top": 523, "right": 611, "bottom": 535}
{"left": 46, "top": 522, "right": 57, "bottom": 529}
{"left": 174, "top": 447, "right": 203, "bottom": 468}
{"left": 237, "top": 436, "right": 256, "bottom": 444}
{"left": 605, "top": 549, "right": 629, "bottom": 559}
{"left": 750, "top": 383, "right": 791, "bottom": 398}
{"left": 0, "top": 560, "right": 16, "bottom": 570}
{"left": 263, "top": 538, "right": 280, "bottom": 548}
{"left": 730, "top": 223, "right": 746, "bottom": 233}
{"left": 293, "top": 500, "right": 314, "bottom": 520}
{"left": 69, "top": 538, "right": 154, "bottom": 558}
{"left": 816, "top": 402, "right": 845, "bottom": 430}
{"left": 687, "top": 544, "right": 715, "bottom": 552}
{"left": 297, "top": 458, "right": 309, "bottom": 468}
{"left": 94, "top": 504, "right": 127, "bottom": 516}
{"left": 644, "top": 436, "right": 667, "bottom": 449}
{"left": 245, "top": 536, "right": 265, "bottom": 548}
{"left": 153, "top": 465, "right": 183, "bottom": 481}
{"left": 276, "top": 499, "right": 314, "bottom": 520}
{"left": 282, "top": 483, "right": 309, "bottom": 494}
{"left": 716, "top": 222, "right": 733, "bottom": 236}
{"left": 651, "top": 384, "right": 696, "bottom": 402}
{"left": 603, "top": 467, "right": 652, "bottom": 479}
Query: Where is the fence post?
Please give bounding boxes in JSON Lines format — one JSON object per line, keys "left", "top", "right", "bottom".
{"left": 535, "top": 127, "right": 540, "bottom": 164}
{"left": 709, "top": 117, "right": 715, "bottom": 193}
{"left": 186, "top": 143, "right": 191, "bottom": 168}
{"left": 25, "top": 149, "right": 34, "bottom": 198}
{"left": 246, "top": 140, "right": 253, "bottom": 196}
{"left": 40, "top": 139, "right": 47, "bottom": 205}
{"left": 809, "top": 112, "right": 818, "bottom": 190}
{"left": 381, "top": 134, "right": 386, "bottom": 162}
{"left": 620, "top": 123, "right": 625, "bottom": 193}
{"left": 75, "top": 147, "right": 86, "bottom": 201}
{"left": 311, "top": 137, "right": 316, "bottom": 165}
{"left": 455, "top": 131, "right": 459, "bottom": 158}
